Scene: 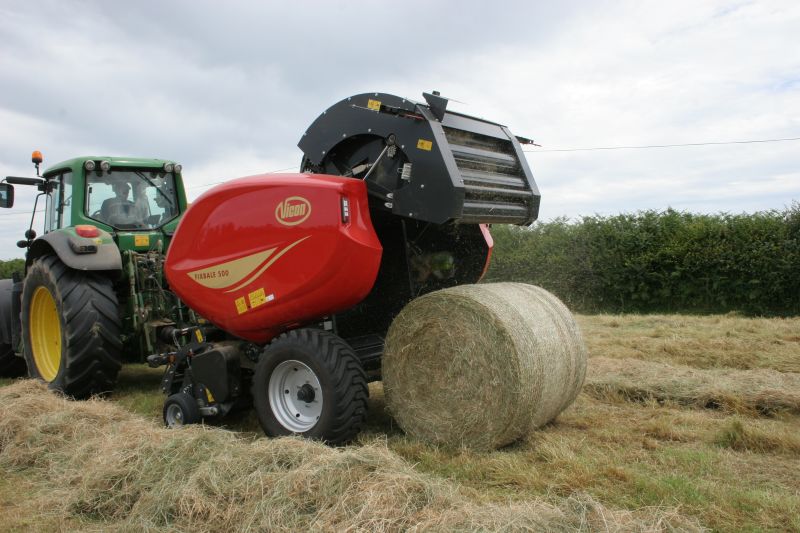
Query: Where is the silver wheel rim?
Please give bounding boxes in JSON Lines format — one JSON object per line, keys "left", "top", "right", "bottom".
{"left": 165, "top": 403, "right": 185, "bottom": 427}
{"left": 268, "top": 359, "right": 323, "bottom": 432}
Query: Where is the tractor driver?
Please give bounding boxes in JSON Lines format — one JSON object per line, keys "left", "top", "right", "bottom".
{"left": 99, "top": 181, "right": 137, "bottom": 225}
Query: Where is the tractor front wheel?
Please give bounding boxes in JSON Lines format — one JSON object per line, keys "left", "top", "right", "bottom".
{"left": 21, "top": 255, "right": 122, "bottom": 398}
{"left": 252, "top": 328, "right": 368, "bottom": 445}
{"left": 163, "top": 392, "right": 201, "bottom": 427}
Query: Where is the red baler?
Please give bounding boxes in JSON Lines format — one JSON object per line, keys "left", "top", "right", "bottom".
{"left": 152, "top": 92, "right": 540, "bottom": 443}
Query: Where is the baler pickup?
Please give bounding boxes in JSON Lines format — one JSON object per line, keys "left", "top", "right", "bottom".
{"left": 299, "top": 92, "right": 540, "bottom": 225}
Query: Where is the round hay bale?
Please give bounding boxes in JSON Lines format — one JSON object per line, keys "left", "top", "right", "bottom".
{"left": 382, "top": 282, "right": 586, "bottom": 450}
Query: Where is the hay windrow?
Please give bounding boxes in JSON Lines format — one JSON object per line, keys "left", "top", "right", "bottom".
{"left": 585, "top": 357, "right": 800, "bottom": 415}
{"left": 383, "top": 283, "right": 587, "bottom": 450}
{"left": 0, "top": 381, "right": 700, "bottom": 532}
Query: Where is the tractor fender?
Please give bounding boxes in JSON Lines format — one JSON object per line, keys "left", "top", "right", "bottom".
{"left": 27, "top": 230, "right": 122, "bottom": 274}
{"left": 0, "top": 279, "right": 13, "bottom": 345}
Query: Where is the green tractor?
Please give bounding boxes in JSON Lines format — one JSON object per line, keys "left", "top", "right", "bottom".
{"left": 0, "top": 151, "right": 197, "bottom": 398}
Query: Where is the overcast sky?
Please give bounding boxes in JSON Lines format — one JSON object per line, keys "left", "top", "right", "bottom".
{"left": 1, "top": 0, "right": 798, "bottom": 259}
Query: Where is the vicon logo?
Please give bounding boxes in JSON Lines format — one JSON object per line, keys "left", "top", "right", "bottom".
{"left": 275, "top": 196, "right": 311, "bottom": 226}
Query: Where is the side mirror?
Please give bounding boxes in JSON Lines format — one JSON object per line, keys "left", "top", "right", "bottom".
{"left": 0, "top": 183, "right": 14, "bottom": 208}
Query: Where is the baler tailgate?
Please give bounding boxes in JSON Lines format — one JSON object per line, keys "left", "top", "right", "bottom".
{"left": 299, "top": 91, "right": 541, "bottom": 226}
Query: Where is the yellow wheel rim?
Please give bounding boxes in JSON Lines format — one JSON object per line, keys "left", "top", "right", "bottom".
{"left": 29, "top": 286, "right": 62, "bottom": 382}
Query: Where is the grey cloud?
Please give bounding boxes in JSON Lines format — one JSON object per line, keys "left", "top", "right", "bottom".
{"left": 0, "top": 0, "right": 798, "bottom": 259}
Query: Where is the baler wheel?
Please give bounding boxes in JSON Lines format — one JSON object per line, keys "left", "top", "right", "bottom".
{"left": 252, "top": 328, "right": 368, "bottom": 445}
{"left": 163, "top": 392, "right": 201, "bottom": 427}
{"left": 0, "top": 344, "right": 26, "bottom": 377}
{"left": 21, "top": 255, "right": 122, "bottom": 398}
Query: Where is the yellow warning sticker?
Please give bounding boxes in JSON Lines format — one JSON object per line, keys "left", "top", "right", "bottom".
{"left": 134, "top": 234, "right": 150, "bottom": 247}
{"left": 367, "top": 99, "right": 381, "bottom": 111}
{"left": 194, "top": 329, "right": 204, "bottom": 343}
{"left": 417, "top": 139, "right": 433, "bottom": 151}
{"left": 234, "top": 297, "right": 248, "bottom": 315}
{"left": 248, "top": 287, "right": 267, "bottom": 309}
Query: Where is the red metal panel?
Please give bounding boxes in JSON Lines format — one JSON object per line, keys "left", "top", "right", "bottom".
{"left": 477, "top": 223, "right": 494, "bottom": 281}
{"left": 165, "top": 173, "right": 382, "bottom": 343}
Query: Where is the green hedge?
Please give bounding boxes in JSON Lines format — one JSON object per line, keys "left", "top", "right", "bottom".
{"left": 0, "top": 258, "right": 24, "bottom": 279}
{"left": 3, "top": 206, "right": 798, "bottom": 316}
{"left": 484, "top": 206, "right": 800, "bottom": 316}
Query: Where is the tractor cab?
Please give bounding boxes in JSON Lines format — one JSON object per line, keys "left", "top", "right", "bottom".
{"left": 2, "top": 153, "right": 188, "bottom": 253}
{"left": 43, "top": 156, "right": 187, "bottom": 236}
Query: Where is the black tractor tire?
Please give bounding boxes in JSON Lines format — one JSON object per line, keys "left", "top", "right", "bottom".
{"left": 21, "top": 255, "right": 122, "bottom": 398}
{"left": 252, "top": 328, "right": 368, "bottom": 445}
{"left": 0, "top": 343, "right": 26, "bottom": 377}
{"left": 163, "top": 392, "right": 201, "bottom": 427}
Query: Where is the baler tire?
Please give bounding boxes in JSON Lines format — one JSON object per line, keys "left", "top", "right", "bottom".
{"left": 0, "top": 344, "right": 26, "bottom": 377}
{"left": 252, "top": 328, "right": 368, "bottom": 445}
{"left": 163, "top": 392, "right": 201, "bottom": 427}
{"left": 21, "top": 255, "right": 122, "bottom": 399}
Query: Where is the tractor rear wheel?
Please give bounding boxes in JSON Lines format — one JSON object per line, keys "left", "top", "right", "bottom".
{"left": 21, "top": 255, "right": 122, "bottom": 398}
{"left": 252, "top": 328, "right": 368, "bottom": 444}
{"left": 0, "top": 344, "right": 26, "bottom": 377}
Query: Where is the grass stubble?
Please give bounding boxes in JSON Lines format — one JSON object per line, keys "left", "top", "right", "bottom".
{"left": 1, "top": 313, "right": 798, "bottom": 531}
{"left": 0, "top": 381, "right": 699, "bottom": 532}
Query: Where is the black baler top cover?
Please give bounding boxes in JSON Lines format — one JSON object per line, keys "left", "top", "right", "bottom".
{"left": 298, "top": 92, "right": 540, "bottom": 225}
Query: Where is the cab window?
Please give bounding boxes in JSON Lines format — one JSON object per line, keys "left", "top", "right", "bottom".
{"left": 86, "top": 169, "right": 179, "bottom": 230}
{"left": 61, "top": 172, "right": 73, "bottom": 228}
{"left": 44, "top": 171, "right": 72, "bottom": 232}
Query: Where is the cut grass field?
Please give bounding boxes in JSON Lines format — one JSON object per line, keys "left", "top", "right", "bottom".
{"left": 1, "top": 313, "right": 798, "bottom": 531}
